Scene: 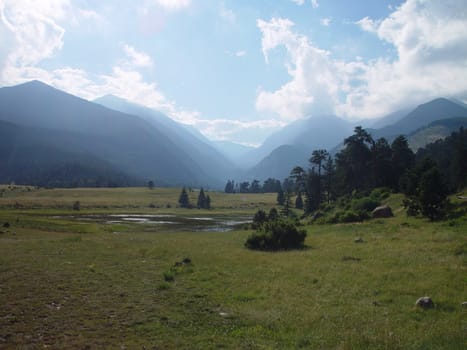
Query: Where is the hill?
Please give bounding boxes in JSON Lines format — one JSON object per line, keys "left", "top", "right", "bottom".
{"left": 408, "top": 117, "right": 467, "bottom": 151}
{"left": 0, "top": 81, "right": 217, "bottom": 187}
{"left": 245, "top": 145, "right": 309, "bottom": 181}
{"left": 374, "top": 98, "right": 467, "bottom": 140}
{"left": 0, "top": 120, "right": 136, "bottom": 187}
{"left": 93, "top": 95, "right": 236, "bottom": 183}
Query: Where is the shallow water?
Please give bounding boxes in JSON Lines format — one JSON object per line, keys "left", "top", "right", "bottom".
{"left": 56, "top": 214, "right": 251, "bottom": 232}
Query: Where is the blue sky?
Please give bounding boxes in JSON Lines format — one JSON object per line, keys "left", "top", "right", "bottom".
{"left": 1, "top": 0, "right": 466, "bottom": 146}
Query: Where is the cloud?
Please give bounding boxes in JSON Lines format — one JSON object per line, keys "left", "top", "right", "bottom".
{"left": 290, "top": 0, "right": 305, "bottom": 5}
{"left": 235, "top": 51, "right": 246, "bottom": 57}
{"left": 153, "top": 0, "right": 191, "bottom": 12}
{"left": 342, "top": 0, "right": 467, "bottom": 117}
{"left": 121, "top": 44, "right": 153, "bottom": 68}
{"left": 311, "top": 0, "right": 319, "bottom": 9}
{"left": 219, "top": 3, "right": 236, "bottom": 23}
{"left": 257, "top": 0, "right": 467, "bottom": 120}
{"left": 256, "top": 17, "right": 342, "bottom": 120}
{"left": 320, "top": 18, "right": 331, "bottom": 26}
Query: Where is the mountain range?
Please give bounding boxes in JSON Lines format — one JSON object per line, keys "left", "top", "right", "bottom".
{"left": 0, "top": 80, "right": 466, "bottom": 188}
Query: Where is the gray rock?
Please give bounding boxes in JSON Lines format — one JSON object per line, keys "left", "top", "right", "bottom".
{"left": 462, "top": 301, "right": 467, "bottom": 308}
{"left": 415, "top": 296, "right": 434, "bottom": 309}
{"left": 372, "top": 205, "right": 394, "bottom": 218}
{"left": 354, "top": 237, "right": 364, "bottom": 243}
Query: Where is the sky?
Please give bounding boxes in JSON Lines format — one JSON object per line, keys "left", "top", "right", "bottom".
{"left": 1, "top": 0, "right": 467, "bottom": 146}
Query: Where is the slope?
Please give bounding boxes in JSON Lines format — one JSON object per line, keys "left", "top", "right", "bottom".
{"left": 0, "top": 81, "right": 214, "bottom": 187}
{"left": 93, "top": 95, "right": 236, "bottom": 183}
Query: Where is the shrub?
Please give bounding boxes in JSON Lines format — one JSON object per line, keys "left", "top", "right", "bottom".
{"left": 351, "top": 197, "right": 379, "bottom": 212}
{"left": 245, "top": 219, "right": 307, "bottom": 251}
{"left": 72, "top": 201, "right": 80, "bottom": 211}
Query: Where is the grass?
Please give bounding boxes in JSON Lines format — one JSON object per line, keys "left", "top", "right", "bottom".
{"left": 0, "top": 186, "right": 466, "bottom": 349}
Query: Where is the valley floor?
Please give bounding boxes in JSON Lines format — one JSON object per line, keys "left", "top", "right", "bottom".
{"left": 0, "top": 187, "right": 466, "bottom": 349}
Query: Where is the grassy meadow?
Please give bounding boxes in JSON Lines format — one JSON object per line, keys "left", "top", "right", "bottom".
{"left": 0, "top": 185, "right": 466, "bottom": 349}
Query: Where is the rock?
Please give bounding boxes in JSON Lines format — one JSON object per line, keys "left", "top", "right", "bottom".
{"left": 354, "top": 237, "right": 364, "bottom": 243}
{"left": 372, "top": 205, "right": 393, "bottom": 218}
{"left": 462, "top": 301, "right": 467, "bottom": 308}
{"left": 415, "top": 296, "right": 434, "bottom": 309}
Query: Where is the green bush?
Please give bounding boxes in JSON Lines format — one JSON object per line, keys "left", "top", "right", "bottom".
{"left": 351, "top": 197, "right": 379, "bottom": 212}
{"left": 245, "top": 220, "right": 307, "bottom": 251}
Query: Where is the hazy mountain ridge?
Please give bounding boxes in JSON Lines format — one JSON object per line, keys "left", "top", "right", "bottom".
{"left": 93, "top": 94, "right": 236, "bottom": 183}
{"left": 0, "top": 81, "right": 217, "bottom": 187}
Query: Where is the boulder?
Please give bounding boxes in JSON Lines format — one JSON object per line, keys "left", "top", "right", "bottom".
{"left": 372, "top": 205, "right": 393, "bottom": 218}
{"left": 415, "top": 296, "right": 434, "bottom": 309}
{"left": 354, "top": 237, "right": 364, "bottom": 243}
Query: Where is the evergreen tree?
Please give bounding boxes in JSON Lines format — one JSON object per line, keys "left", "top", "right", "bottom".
{"left": 268, "top": 207, "right": 279, "bottom": 221}
{"left": 277, "top": 188, "right": 285, "bottom": 205}
{"left": 250, "top": 179, "right": 261, "bottom": 193}
{"left": 197, "top": 188, "right": 206, "bottom": 209}
{"left": 295, "top": 192, "right": 303, "bottom": 209}
{"left": 290, "top": 166, "right": 306, "bottom": 193}
{"left": 391, "top": 135, "right": 415, "bottom": 190}
{"left": 205, "top": 194, "right": 211, "bottom": 209}
{"left": 323, "top": 155, "right": 335, "bottom": 204}
{"left": 224, "top": 180, "right": 235, "bottom": 193}
{"left": 371, "top": 138, "right": 393, "bottom": 188}
{"left": 148, "top": 180, "right": 154, "bottom": 190}
{"left": 280, "top": 191, "right": 292, "bottom": 217}
{"left": 178, "top": 187, "right": 190, "bottom": 208}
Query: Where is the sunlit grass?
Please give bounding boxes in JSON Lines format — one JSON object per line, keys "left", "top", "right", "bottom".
{"left": 0, "top": 187, "right": 466, "bottom": 349}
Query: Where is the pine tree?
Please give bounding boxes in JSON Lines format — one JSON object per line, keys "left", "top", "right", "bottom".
{"left": 295, "top": 192, "right": 303, "bottom": 209}
{"left": 197, "top": 188, "right": 206, "bottom": 209}
{"left": 277, "top": 188, "right": 285, "bottom": 205}
{"left": 205, "top": 194, "right": 211, "bottom": 209}
{"left": 178, "top": 187, "right": 190, "bottom": 208}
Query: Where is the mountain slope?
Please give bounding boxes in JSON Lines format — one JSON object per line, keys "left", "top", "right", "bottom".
{"left": 0, "top": 81, "right": 215, "bottom": 186}
{"left": 408, "top": 117, "right": 467, "bottom": 151}
{"left": 244, "top": 115, "right": 352, "bottom": 168}
{"left": 246, "top": 145, "right": 310, "bottom": 181}
{"left": 375, "top": 98, "right": 467, "bottom": 139}
{"left": 0, "top": 120, "right": 136, "bottom": 187}
{"left": 93, "top": 94, "right": 236, "bottom": 182}
{"left": 212, "top": 141, "right": 254, "bottom": 167}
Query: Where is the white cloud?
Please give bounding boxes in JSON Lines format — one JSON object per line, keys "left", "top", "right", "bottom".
{"left": 219, "top": 3, "right": 236, "bottom": 23}
{"left": 256, "top": 17, "right": 342, "bottom": 120}
{"left": 122, "top": 44, "right": 153, "bottom": 68}
{"left": 290, "top": 0, "right": 305, "bottom": 5}
{"left": 257, "top": 0, "right": 467, "bottom": 121}
{"left": 311, "top": 0, "right": 319, "bottom": 9}
{"left": 235, "top": 51, "right": 246, "bottom": 57}
{"left": 320, "top": 18, "right": 331, "bottom": 26}
{"left": 153, "top": 0, "right": 191, "bottom": 12}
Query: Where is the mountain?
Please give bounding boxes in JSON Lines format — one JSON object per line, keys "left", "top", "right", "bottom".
{"left": 408, "top": 117, "right": 467, "bottom": 151}
{"left": 0, "top": 81, "right": 216, "bottom": 187}
{"left": 365, "top": 108, "right": 411, "bottom": 129}
{"left": 245, "top": 145, "right": 309, "bottom": 181}
{"left": 244, "top": 114, "right": 353, "bottom": 168}
{"left": 93, "top": 94, "right": 236, "bottom": 183}
{"left": 212, "top": 141, "right": 255, "bottom": 167}
{"left": 374, "top": 98, "right": 467, "bottom": 140}
{"left": 0, "top": 120, "right": 136, "bottom": 187}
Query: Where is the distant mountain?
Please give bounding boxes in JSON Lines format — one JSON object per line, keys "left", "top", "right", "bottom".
{"left": 365, "top": 108, "right": 411, "bottom": 129}
{"left": 212, "top": 141, "right": 255, "bottom": 167}
{"left": 94, "top": 95, "right": 236, "bottom": 183}
{"left": 0, "top": 120, "right": 136, "bottom": 187}
{"left": 408, "top": 117, "right": 467, "bottom": 151}
{"left": 374, "top": 98, "right": 467, "bottom": 140}
{"left": 246, "top": 145, "right": 309, "bottom": 181}
{"left": 0, "top": 81, "right": 217, "bottom": 187}
{"left": 244, "top": 114, "right": 353, "bottom": 168}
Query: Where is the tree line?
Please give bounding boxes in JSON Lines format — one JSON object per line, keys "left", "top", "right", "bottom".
{"left": 228, "top": 126, "right": 467, "bottom": 221}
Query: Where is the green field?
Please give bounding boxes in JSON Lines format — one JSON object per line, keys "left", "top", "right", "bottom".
{"left": 0, "top": 186, "right": 466, "bottom": 349}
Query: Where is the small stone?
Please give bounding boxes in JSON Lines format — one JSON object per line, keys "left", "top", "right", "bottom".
{"left": 354, "top": 237, "right": 364, "bottom": 243}
{"left": 415, "top": 296, "right": 434, "bottom": 309}
{"left": 462, "top": 301, "right": 467, "bottom": 308}
{"left": 219, "top": 312, "right": 229, "bottom": 317}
